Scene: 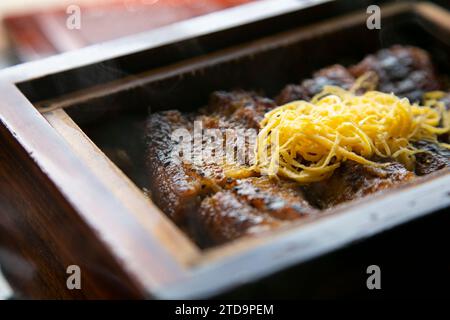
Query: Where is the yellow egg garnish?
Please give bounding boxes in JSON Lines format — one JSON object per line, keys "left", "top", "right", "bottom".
{"left": 252, "top": 85, "right": 450, "bottom": 183}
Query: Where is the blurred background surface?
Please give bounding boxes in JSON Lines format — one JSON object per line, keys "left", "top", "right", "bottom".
{"left": 0, "top": 0, "right": 256, "bottom": 66}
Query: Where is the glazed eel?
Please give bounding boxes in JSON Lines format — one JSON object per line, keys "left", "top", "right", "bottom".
{"left": 146, "top": 46, "right": 450, "bottom": 247}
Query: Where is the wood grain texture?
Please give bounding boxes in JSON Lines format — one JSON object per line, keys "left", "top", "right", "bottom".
{"left": 0, "top": 79, "right": 192, "bottom": 298}
{"left": 0, "top": 124, "right": 145, "bottom": 299}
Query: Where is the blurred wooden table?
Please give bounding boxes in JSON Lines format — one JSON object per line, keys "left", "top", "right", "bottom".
{"left": 2, "top": 0, "right": 256, "bottom": 61}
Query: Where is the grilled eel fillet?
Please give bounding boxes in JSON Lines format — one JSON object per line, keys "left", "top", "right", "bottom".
{"left": 197, "top": 177, "right": 316, "bottom": 246}
{"left": 304, "top": 161, "right": 415, "bottom": 209}
{"left": 277, "top": 46, "right": 440, "bottom": 105}
{"left": 146, "top": 46, "right": 449, "bottom": 246}
{"left": 276, "top": 64, "right": 355, "bottom": 105}
{"left": 146, "top": 91, "right": 318, "bottom": 246}
{"left": 349, "top": 45, "right": 441, "bottom": 102}
{"left": 414, "top": 141, "right": 450, "bottom": 176}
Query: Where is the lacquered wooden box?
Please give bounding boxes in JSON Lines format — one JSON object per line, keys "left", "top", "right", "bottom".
{"left": 1, "top": 0, "right": 449, "bottom": 299}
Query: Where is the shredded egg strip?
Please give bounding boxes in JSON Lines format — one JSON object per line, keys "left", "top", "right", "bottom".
{"left": 250, "top": 86, "right": 450, "bottom": 184}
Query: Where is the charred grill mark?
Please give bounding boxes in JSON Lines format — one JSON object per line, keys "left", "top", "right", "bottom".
{"left": 276, "top": 64, "right": 355, "bottom": 105}
{"left": 196, "top": 191, "right": 280, "bottom": 246}
{"left": 349, "top": 45, "right": 441, "bottom": 102}
{"left": 434, "top": 92, "right": 450, "bottom": 143}
{"left": 146, "top": 111, "right": 226, "bottom": 226}
{"left": 205, "top": 90, "right": 276, "bottom": 129}
{"left": 414, "top": 141, "right": 450, "bottom": 176}
{"left": 302, "top": 161, "right": 415, "bottom": 209}
{"left": 226, "top": 177, "right": 318, "bottom": 220}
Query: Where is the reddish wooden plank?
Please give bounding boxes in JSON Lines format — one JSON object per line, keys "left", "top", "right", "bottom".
{"left": 4, "top": 0, "right": 256, "bottom": 61}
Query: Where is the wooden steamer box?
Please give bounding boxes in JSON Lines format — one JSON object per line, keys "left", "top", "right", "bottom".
{"left": 0, "top": 0, "right": 449, "bottom": 299}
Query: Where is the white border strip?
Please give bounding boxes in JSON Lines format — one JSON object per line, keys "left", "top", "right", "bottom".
{"left": 0, "top": 266, "right": 13, "bottom": 300}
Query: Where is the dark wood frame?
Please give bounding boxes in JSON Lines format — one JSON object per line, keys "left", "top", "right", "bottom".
{"left": 0, "top": 0, "right": 449, "bottom": 299}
